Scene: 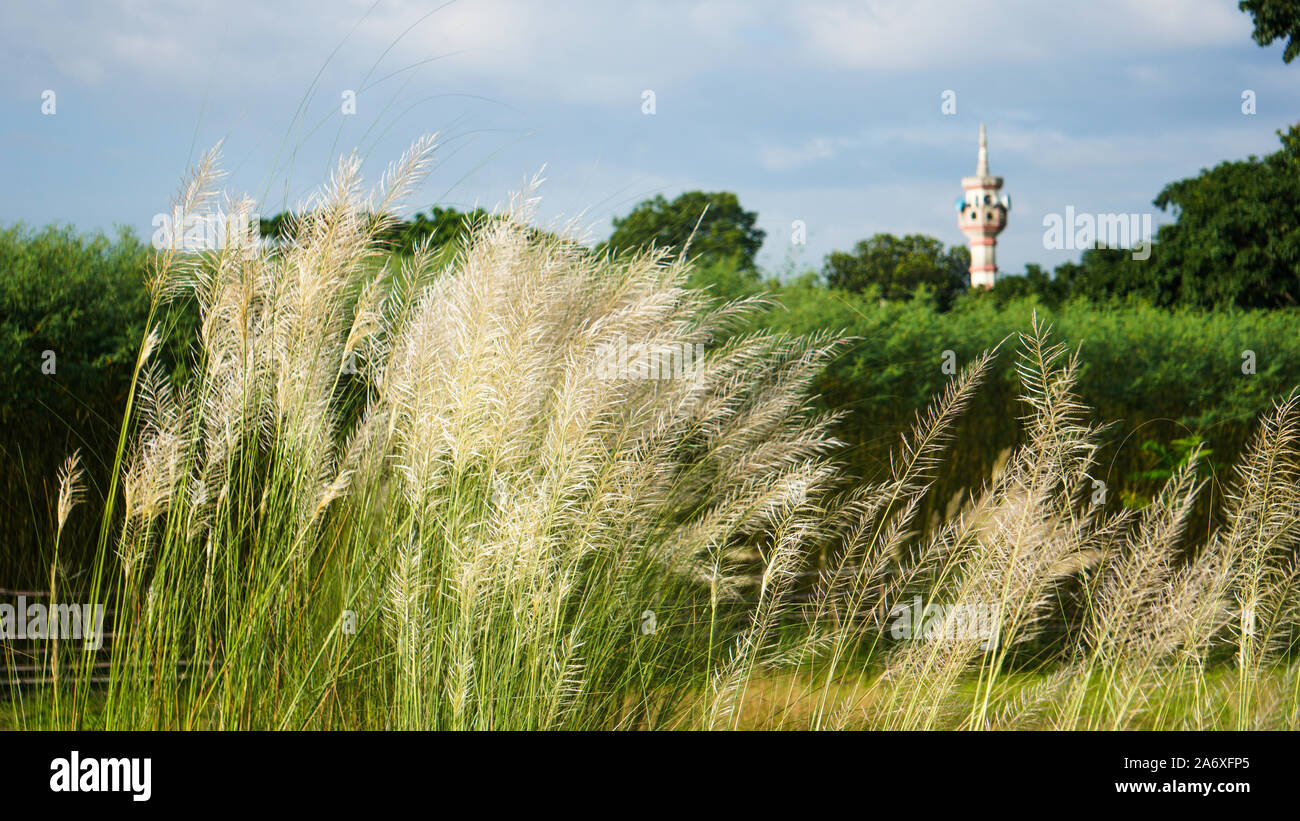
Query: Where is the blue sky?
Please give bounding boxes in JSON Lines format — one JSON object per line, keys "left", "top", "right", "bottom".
{"left": 2, "top": 0, "right": 1297, "bottom": 276}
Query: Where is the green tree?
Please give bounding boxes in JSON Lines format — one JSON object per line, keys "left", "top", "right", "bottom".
{"left": 1240, "top": 0, "right": 1300, "bottom": 62}
{"left": 1052, "top": 124, "right": 1300, "bottom": 309}
{"left": 386, "top": 205, "right": 494, "bottom": 255}
{"left": 1146, "top": 123, "right": 1300, "bottom": 308}
{"left": 260, "top": 205, "right": 493, "bottom": 256}
{"left": 0, "top": 224, "right": 159, "bottom": 581}
{"left": 602, "top": 191, "right": 765, "bottom": 269}
{"left": 1052, "top": 246, "right": 1142, "bottom": 304}
{"left": 258, "top": 212, "right": 292, "bottom": 241}
{"left": 992, "top": 263, "right": 1068, "bottom": 306}
{"left": 822, "top": 233, "right": 970, "bottom": 308}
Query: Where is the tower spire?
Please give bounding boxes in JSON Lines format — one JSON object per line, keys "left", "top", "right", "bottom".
{"left": 977, "top": 122, "right": 989, "bottom": 176}
{"left": 957, "top": 124, "right": 1009, "bottom": 290}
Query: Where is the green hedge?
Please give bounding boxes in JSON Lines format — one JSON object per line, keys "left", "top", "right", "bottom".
{"left": 742, "top": 274, "right": 1300, "bottom": 533}
{"left": 0, "top": 224, "right": 155, "bottom": 582}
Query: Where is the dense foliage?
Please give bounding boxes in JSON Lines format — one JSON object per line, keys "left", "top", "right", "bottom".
{"left": 262, "top": 205, "right": 492, "bottom": 256}
{"left": 822, "top": 233, "right": 971, "bottom": 309}
{"left": 600, "top": 190, "right": 765, "bottom": 269}
{"left": 690, "top": 257, "right": 1300, "bottom": 532}
{"left": 1240, "top": 0, "right": 1300, "bottom": 62}
{"left": 0, "top": 225, "right": 155, "bottom": 580}
{"left": 997, "top": 124, "right": 1300, "bottom": 310}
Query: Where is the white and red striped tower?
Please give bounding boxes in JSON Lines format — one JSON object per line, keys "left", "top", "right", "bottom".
{"left": 956, "top": 124, "right": 1010, "bottom": 289}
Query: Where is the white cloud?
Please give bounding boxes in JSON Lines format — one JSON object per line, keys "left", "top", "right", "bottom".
{"left": 789, "top": 0, "right": 1248, "bottom": 71}
{"left": 759, "top": 136, "right": 856, "bottom": 171}
{"left": 0, "top": 0, "right": 1258, "bottom": 102}
{"left": 982, "top": 123, "right": 1279, "bottom": 172}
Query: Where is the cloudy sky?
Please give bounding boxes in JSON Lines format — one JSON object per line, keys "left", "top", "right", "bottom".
{"left": 2, "top": 0, "right": 1296, "bottom": 275}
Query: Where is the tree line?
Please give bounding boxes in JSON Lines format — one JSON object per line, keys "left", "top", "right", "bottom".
{"left": 258, "top": 119, "right": 1300, "bottom": 313}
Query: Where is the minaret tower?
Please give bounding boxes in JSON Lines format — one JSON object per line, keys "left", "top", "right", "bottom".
{"left": 956, "top": 124, "right": 1010, "bottom": 289}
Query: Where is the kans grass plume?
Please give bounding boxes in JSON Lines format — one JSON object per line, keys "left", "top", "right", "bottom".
{"left": 25, "top": 139, "right": 1300, "bottom": 731}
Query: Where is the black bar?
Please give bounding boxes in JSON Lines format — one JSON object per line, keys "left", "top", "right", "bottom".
{"left": 0, "top": 731, "right": 1283, "bottom": 809}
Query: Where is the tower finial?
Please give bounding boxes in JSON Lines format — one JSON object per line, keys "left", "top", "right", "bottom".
{"left": 958, "top": 123, "right": 1007, "bottom": 290}
{"left": 977, "top": 123, "right": 989, "bottom": 177}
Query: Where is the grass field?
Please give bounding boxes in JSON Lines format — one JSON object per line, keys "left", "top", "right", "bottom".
{"left": 4, "top": 140, "right": 1299, "bottom": 731}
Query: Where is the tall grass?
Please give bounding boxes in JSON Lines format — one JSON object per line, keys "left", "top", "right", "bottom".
{"left": 13, "top": 140, "right": 1300, "bottom": 730}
